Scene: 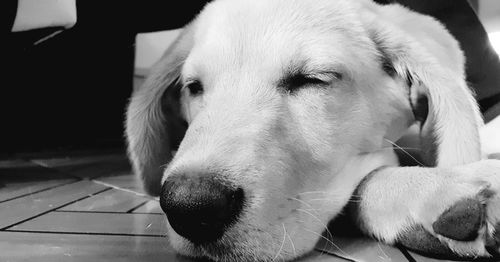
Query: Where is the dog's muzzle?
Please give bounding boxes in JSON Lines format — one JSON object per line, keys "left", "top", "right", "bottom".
{"left": 160, "top": 173, "right": 245, "bottom": 244}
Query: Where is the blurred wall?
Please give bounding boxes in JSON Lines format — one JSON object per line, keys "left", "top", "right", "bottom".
{"left": 479, "top": 0, "right": 500, "bottom": 32}
{"left": 478, "top": 0, "right": 500, "bottom": 56}
{"left": 134, "top": 30, "right": 179, "bottom": 90}
{"left": 135, "top": 30, "right": 180, "bottom": 72}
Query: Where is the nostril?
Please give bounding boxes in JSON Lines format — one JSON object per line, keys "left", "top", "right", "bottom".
{"left": 159, "top": 174, "right": 245, "bottom": 244}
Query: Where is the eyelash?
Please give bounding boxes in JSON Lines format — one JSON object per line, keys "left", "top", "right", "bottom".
{"left": 291, "top": 75, "right": 328, "bottom": 86}
{"left": 184, "top": 80, "right": 204, "bottom": 96}
{"left": 284, "top": 72, "right": 342, "bottom": 93}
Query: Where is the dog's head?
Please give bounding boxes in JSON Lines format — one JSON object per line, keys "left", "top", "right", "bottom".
{"left": 126, "top": 0, "right": 482, "bottom": 260}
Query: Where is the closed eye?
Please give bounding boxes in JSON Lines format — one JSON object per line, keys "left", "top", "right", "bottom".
{"left": 279, "top": 72, "right": 342, "bottom": 94}
{"left": 288, "top": 74, "right": 327, "bottom": 87}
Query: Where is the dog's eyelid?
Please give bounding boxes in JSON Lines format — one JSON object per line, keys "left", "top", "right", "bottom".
{"left": 183, "top": 79, "right": 204, "bottom": 96}
{"left": 306, "top": 71, "right": 343, "bottom": 82}
{"left": 279, "top": 72, "right": 340, "bottom": 94}
{"left": 183, "top": 77, "right": 198, "bottom": 84}
{"left": 288, "top": 73, "right": 327, "bottom": 86}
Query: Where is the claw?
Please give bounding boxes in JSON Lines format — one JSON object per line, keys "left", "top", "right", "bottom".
{"left": 432, "top": 198, "right": 484, "bottom": 241}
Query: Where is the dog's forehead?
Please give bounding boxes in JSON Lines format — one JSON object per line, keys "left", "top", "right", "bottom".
{"left": 185, "top": 0, "right": 372, "bottom": 80}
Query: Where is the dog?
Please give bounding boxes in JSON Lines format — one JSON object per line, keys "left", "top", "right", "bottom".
{"left": 126, "top": 0, "right": 500, "bottom": 261}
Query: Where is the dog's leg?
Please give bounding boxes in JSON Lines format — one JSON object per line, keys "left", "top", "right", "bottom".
{"left": 352, "top": 160, "right": 500, "bottom": 259}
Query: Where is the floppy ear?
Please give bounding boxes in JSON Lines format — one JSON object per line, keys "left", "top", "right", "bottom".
{"left": 126, "top": 25, "right": 194, "bottom": 196}
{"left": 366, "top": 12, "right": 483, "bottom": 167}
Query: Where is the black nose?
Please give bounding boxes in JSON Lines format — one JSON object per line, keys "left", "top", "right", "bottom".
{"left": 159, "top": 174, "right": 245, "bottom": 244}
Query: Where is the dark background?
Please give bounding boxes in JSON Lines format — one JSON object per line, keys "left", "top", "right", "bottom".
{"left": 2, "top": 0, "right": 498, "bottom": 157}
{"left": 2, "top": 1, "right": 209, "bottom": 156}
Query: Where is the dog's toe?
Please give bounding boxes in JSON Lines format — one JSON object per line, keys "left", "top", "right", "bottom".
{"left": 432, "top": 198, "right": 484, "bottom": 241}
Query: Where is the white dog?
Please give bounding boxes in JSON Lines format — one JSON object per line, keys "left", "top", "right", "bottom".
{"left": 126, "top": 0, "right": 500, "bottom": 261}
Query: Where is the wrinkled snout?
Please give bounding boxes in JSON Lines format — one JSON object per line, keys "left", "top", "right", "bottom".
{"left": 159, "top": 173, "right": 245, "bottom": 244}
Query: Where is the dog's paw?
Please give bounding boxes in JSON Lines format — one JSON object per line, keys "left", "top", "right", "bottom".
{"left": 425, "top": 161, "right": 500, "bottom": 258}
{"left": 432, "top": 191, "right": 500, "bottom": 258}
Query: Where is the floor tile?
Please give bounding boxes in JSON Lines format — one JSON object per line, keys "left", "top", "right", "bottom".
{"left": 0, "top": 155, "right": 472, "bottom": 262}
{"left": 0, "top": 231, "right": 192, "bottom": 262}
{"left": 0, "top": 179, "right": 76, "bottom": 204}
{"left": 60, "top": 189, "right": 149, "bottom": 212}
{"left": 133, "top": 200, "right": 162, "bottom": 214}
{"left": 34, "top": 154, "right": 147, "bottom": 195}
{"left": 0, "top": 231, "right": 350, "bottom": 262}
{"left": 11, "top": 212, "right": 167, "bottom": 236}
{"left": 315, "top": 235, "right": 409, "bottom": 262}
{"left": 0, "top": 160, "right": 76, "bottom": 202}
{"left": 32, "top": 154, "right": 131, "bottom": 179}
{"left": 0, "top": 180, "right": 108, "bottom": 229}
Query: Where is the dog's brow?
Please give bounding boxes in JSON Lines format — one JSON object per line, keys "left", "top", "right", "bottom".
{"left": 277, "top": 60, "right": 342, "bottom": 92}
{"left": 278, "top": 72, "right": 340, "bottom": 94}
{"left": 288, "top": 59, "right": 342, "bottom": 78}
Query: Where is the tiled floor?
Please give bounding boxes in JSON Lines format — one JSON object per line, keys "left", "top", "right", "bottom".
{"left": 0, "top": 153, "right": 455, "bottom": 262}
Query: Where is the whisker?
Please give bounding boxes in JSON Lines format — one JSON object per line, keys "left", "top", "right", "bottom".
{"left": 384, "top": 138, "right": 425, "bottom": 166}
{"left": 378, "top": 243, "right": 389, "bottom": 259}
{"left": 288, "top": 197, "right": 321, "bottom": 216}
{"left": 301, "top": 228, "right": 350, "bottom": 258}
{"left": 296, "top": 209, "right": 331, "bottom": 232}
{"left": 297, "top": 191, "right": 328, "bottom": 195}
{"left": 285, "top": 226, "right": 296, "bottom": 258}
{"left": 272, "top": 223, "right": 287, "bottom": 262}
{"left": 306, "top": 198, "right": 335, "bottom": 202}
{"left": 304, "top": 197, "right": 362, "bottom": 203}
{"left": 296, "top": 208, "right": 336, "bottom": 252}
{"left": 298, "top": 208, "right": 323, "bottom": 212}
{"left": 380, "top": 146, "right": 422, "bottom": 151}
{"left": 161, "top": 217, "right": 170, "bottom": 248}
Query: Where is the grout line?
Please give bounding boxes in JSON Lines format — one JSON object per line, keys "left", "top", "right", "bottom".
{"left": 396, "top": 245, "right": 417, "bottom": 262}
{"left": 0, "top": 187, "right": 112, "bottom": 231}
{"left": 54, "top": 210, "right": 163, "bottom": 215}
{"left": 0, "top": 179, "right": 81, "bottom": 204}
{"left": 126, "top": 201, "right": 149, "bottom": 213}
{"left": 91, "top": 180, "right": 152, "bottom": 198}
{"left": 24, "top": 157, "right": 150, "bottom": 198}
{"left": 4, "top": 229, "right": 166, "bottom": 238}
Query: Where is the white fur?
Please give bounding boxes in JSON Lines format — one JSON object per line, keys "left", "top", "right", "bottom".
{"left": 357, "top": 160, "right": 500, "bottom": 257}
{"left": 126, "top": 0, "right": 500, "bottom": 261}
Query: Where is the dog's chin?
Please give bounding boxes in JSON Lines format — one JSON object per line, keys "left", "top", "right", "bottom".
{"left": 197, "top": 242, "right": 261, "bottom": 262}
{"left": 169, "top": 232, "right": 274, "bottom": 262}
{"left": 167, "top": 223, "right": 315, "bottom": 262}
{"left": 169, "top": 234, "right": 264, "bottom": 262}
